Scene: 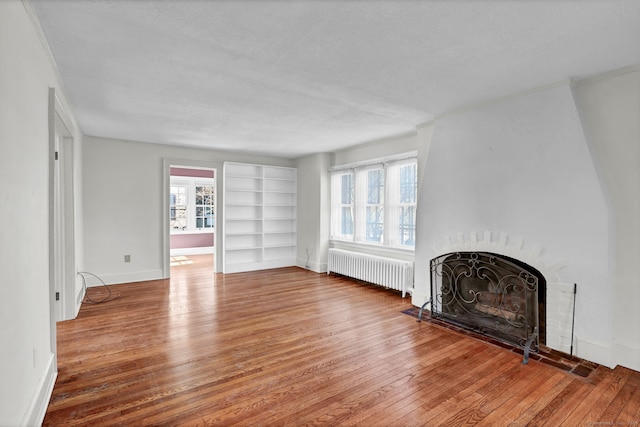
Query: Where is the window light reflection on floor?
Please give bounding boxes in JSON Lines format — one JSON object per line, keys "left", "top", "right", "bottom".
{"left": 170, "top": 256, "right": 194, "bottom": 266}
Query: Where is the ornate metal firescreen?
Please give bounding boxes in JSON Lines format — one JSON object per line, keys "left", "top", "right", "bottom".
{"left": 429, "top": 252, "right": 540, "bottom": 362}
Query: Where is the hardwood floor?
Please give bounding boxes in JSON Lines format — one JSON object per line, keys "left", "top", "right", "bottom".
{"left": 45, "top": 255, "right": 640, "bottom": 426}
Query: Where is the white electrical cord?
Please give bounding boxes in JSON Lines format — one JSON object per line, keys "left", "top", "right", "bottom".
{"left": 77, "top": 271, "right": 121, "bottom": 303}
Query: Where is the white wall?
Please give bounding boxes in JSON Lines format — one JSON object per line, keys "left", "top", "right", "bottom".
{"left": 296, "top": 153, "right": 331, "bottom": 272}
{"left": 415, "top": 83, "right": 611, "bottom": 364}
{"left": 573, "top": 67, "right": 640, "bottom": 371}
{"left": 333, "top": 132, "right": 417, "bottom": 166}
{"left": 0, "top": 1, "right": 82, "bottom": 424}
{"left": 83, "top": 136, "right": 293, "bottom": 283}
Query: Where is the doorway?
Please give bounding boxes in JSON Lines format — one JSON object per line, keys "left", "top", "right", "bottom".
{"left": 49, "top": 88, "right": 78, "bottom": 325}
{"left": 162, "top": 159, "right": 218, "bottom": 278}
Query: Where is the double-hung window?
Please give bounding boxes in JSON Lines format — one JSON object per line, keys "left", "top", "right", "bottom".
{"left": 398, "top": 163, "right": 417, "bottom": 246}
{"left": 365, "top": 168, "right": 384, "bottom": 243}
{"left": 195, "top": 185, "right": 215, "bottom": 229}
{"left": 331, "top": 155, "right": 417, "bottom": 249}
{"left": 339, "top": 174, "right": 354, "bottom": 238}
{"left": 170, "top": 177, "right": 215, "bottom": 233}
{"left": 170, "top": 183, "right": 188, "bottom": 231}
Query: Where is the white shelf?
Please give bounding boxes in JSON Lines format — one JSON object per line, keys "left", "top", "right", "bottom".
{"left": 226, "top": 245, "right": 263, "bottom": 252}
{"left": 223, "top": 162, "right": 297, "bottom": 273}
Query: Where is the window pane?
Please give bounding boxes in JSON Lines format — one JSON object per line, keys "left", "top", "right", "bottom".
{"left": 400, "top": 164, "right": 417, "bottom": 204}
{"left": 171, "top": 207, "right": 187, "bottom": 230}
{"left": 367, "top": 169, "right": 384, "bottom": 204}
{"left": 341, "top": 174, "right": 353, "bottom": 204}
{"left": 195, "top": 184, "right": 215, "bottom": 229}
{"left": 399, "top": 206, "right": 416, "bottom": 246}
{"left": 170, "top": 185, "right": 188, "bottom": 230}
{"left": 341, "top": 207, "right": 353, "bottom": 235}
{"left": 366, "top": 206, "right": 384, "bottom": 242}
{"left": 170, "top": 186, "right": 187, "bottom": 205}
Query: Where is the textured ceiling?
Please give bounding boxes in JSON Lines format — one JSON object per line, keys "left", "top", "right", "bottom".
{"left": 31, "top": 0, "right": 640, "bottom": 158}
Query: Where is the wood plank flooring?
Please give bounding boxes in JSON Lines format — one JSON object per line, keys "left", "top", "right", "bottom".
{"left": 45, "top": 255, "right": 640, "bottom": 426}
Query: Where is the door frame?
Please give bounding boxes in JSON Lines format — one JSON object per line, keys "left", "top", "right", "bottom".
{"left": 162, "top": 158, "right": 219, "bottom": 278}
{"left": 48, "top": 87, "right": 78, "bottom": 357}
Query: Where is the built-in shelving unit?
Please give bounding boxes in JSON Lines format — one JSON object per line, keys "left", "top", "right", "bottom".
{"left": 223, "top": 162, "right": 297, "bottom": 273}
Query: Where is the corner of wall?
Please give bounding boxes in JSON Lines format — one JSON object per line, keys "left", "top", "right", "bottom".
{"left": 575, "top": 336, "right": 615, "bottom": 369}
{"left": 21, "top": 352, "right": 57, "bottom": 427}
{"left": 296, "top": 258, "right": 327, "bottom": 274}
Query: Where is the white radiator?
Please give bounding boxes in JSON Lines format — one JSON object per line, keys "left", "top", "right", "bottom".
{"left": 327, "top": 248, "right": 414, "bottom": 297}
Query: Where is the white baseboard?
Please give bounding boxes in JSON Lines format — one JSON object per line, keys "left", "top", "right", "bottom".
{"left": 297, "top": 258, "right": 327, "bottom": 273}
{"left": 613, "top": 340, "right": 640, "bottom": 372}
{"left": 411, "top": 290, "right": 430, "bottom": 308}
{"left": 75, "top": 286, "right": 85, "bottom": 317}
{"left": 22, "top": 352, "right": 57, "bottom": 427}
{"left": 575, "top": 336, "right": 615, "bottom": 368}
{"left": 88, "top": 269, "right": 164, "bottom": 286}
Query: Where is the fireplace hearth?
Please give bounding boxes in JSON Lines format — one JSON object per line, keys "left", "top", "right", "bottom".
{"left": 420, "top": 252, "right": 546, "bottom": 364}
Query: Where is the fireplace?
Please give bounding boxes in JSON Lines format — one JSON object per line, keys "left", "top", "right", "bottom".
{"left": 425, "top": 252, "right": 546, "bottom": 363}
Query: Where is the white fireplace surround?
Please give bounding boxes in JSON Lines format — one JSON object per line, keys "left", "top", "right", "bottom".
{"left": 431, "top": 231, "right": 574, "bottom": 355}
{"left": 412, "top": 82, "right": 624, "bottom": 368}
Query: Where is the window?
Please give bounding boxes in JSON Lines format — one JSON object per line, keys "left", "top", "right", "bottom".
{"left": 170, "top": 184, "right": 188, "bottom": 230}
{"left": 340, "top": 174, "right": 354, "bottom": 237}
{"left": 170, "top": 177, "right": 215, "bottom": 233}
{"left": 331, "top": 156, "right": 417, "bottom": 249}
{"left": 398, "top": 163, "right": 417, "bottom": 246}
{"left": 366, "top": 169, "right": 384, "bottom": 243}
{"left": 195, "top": 185, "right": 215, "bottom": 229}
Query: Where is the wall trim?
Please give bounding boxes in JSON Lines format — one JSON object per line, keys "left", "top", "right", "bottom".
{"left": 297, "top": 258, "right": 327, "bottom": 273}
{"left": 613, "top": 340, "right": 640, "bottom": 372}
{"left": 576, "top": 336, "right": 614, "bottom": 369}
{"left": 88, "top": 269, "right": 164, "bottom": 286}
{"left": 411, "top": 289, "right": 429, "bottom": 308}
{"left": 75, "top": 286, "right": 85, "bottom": 317}
{"left": 22, "top": 352, "right": 57, "bottom": 427}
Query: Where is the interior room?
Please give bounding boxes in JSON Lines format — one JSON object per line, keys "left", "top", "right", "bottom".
{"left": 1, "top": 0, "right": 639, "bottom": 425}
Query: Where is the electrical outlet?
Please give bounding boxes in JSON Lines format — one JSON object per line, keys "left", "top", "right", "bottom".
{"left": 124, "top": 254, "right": 131, "bottom": 263}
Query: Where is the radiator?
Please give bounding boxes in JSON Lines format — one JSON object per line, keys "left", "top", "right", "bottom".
{"left": 327, "top": 248, "right": 414, "bottom": 297}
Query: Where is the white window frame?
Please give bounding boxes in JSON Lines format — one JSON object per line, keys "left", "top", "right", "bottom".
{"left": 363, "top": 167, "right": 385, "bottom": 244}
{"left": 170, "top": 176, "right": 215, "bottom": 234}
{"left": 330, "top": 153, "right": 417, "bottom": 251}
{"left": 394, "top": 161, "right": 417, "bottom": 247}
{"left": 333, "top": 172, "right": 355, "bottom": 240}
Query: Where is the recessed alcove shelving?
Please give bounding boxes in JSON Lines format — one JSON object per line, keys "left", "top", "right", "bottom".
{"left": 222, "top": 162, "right": 296, "bottom": 273}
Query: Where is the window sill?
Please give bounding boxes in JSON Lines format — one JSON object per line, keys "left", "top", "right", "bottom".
{"left": 329, "top": 239, "right": 415, "bottom": 261}
{"left": 170, "top": 229, "right": 215, "bottom": 235}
